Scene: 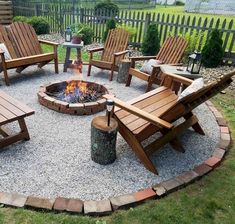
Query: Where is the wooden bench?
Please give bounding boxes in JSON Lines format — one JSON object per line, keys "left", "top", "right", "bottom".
{"left": 0, "top": 90, "right": 34, "bottom": 149}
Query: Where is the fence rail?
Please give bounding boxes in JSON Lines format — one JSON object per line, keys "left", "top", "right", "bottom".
{"left": 12, "top": 1, "right": 235, "bottom": 64}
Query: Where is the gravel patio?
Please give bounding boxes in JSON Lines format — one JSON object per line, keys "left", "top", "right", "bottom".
{"left": 0, "top": 64, "right": 221, "bottom": 200}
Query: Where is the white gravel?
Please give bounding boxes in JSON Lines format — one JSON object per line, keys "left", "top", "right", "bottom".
{"left": 0, "top": 65, "right": 219, "bottom": 200}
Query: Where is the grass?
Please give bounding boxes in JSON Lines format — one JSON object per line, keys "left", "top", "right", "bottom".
{"left": 0, "top": 90, "right": 234, "bottom": 223}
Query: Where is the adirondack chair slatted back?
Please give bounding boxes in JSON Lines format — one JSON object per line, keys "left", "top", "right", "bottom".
{"left": 101, "top": 28, "right": 129, "bottom": 64}
{"left": 156, "top": 36, "right": 188, "bottom": 64}
{"left": 8, "top": 22, "right": 42, "bottom": 57}
{"left": 161, "top": 71, "right": 235, "bottom": 122}
{"left": 0, "top": 25, "right": 18, "bottom": 59}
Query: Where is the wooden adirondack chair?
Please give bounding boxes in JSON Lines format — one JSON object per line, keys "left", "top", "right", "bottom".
{"left": 104, "top": 71, "right": 235, "bottom": 174}
{"left": 126, "top": 36, "right": 188, "bottom": 92}
{"left": 87, "top": 28, "right": 130, "bottom": 81}
{"left": 0, "top": 22, "right": 59, "bottom": 86}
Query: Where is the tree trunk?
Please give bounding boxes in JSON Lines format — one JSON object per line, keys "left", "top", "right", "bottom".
{"left": 117, "top": 59, "right": 131, "bottom": 83}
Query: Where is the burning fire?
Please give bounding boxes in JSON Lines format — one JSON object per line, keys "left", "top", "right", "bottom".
{"left": 65, "top": 80, "right": 87, "bottom": 95}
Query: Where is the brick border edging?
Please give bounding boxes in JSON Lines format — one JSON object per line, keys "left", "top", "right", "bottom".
{"left": 0, "top": 101, "right": 231, "bottom": 216}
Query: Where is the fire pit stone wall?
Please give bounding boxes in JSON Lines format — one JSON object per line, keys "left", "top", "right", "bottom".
{"left": 38, "top": 81, "right": 108, "bottom": 115}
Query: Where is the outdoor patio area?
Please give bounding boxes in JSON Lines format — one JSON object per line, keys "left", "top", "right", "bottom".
{"left": 0, "top": 64, "right": 220, "bottom": 201}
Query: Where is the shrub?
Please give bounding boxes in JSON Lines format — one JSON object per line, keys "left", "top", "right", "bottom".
{"left": 13, "top": 16, "right": 50, "bottom": 35}
{"left": 175, "top": 1, "right": 185, "bottom": 6}
{"left": 201, "top": 29, "right": 224, "bottom": 68}
{"left": 71, "top": 24, "right": 94, "bottom": 45}
{"left": 103, "top": 18, "right": 116, "bottom": 41}
{"left": 13, "top": 16, "right": 29, "bottom": 23}
{"left": 141, "top": 24, "right": 160, "bottom": 56}
{"left": 117, "top": 23, "right": 137, "bottom": 38}
{"left": 94, "top": 0, "right": 119, "bottom": 18}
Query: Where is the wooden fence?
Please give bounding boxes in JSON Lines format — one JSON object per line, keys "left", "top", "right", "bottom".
{"left": 12, "top": 2, "right": 235, "bottom": 64}
{"left": 0, "top": 0, "right": 13, "bottom": 25}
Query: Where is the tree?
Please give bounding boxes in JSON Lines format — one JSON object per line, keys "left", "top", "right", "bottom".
{"left": 141, "top": 24, "right": 160, "bottom": 56}
{"left": 201, "top": 29, "right": 224, "bottom": 68}
{"left": 103, "top": 18, "right": 116, "bottom": 41}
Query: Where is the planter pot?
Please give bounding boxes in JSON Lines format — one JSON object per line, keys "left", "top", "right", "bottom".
{"left": 71, "top": 36, "right": 82, "bottom": 44}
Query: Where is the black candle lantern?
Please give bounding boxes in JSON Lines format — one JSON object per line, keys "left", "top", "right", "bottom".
{"left": 65, "top": 27, "right": 72, "bottom": 42}
{"left": 187, "top": 51, "right": 202, "bottom": 74}
{"left": 106, "top": 99, "right": 114, "bottom": 126}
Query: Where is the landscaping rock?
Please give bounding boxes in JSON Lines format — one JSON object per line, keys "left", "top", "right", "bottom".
{"left": 25, "top": 196, "right": 55, "bottom": 210}
{"left": 84, "top": 200, "right": 112, "bottom": 216}
{"left": 0, "top": 192, "right": 27, "bottom": 207}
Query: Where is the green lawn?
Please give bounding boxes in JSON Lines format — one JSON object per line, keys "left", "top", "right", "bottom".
{"left": 0, "top": 90, "right": 234, "bottom": 223}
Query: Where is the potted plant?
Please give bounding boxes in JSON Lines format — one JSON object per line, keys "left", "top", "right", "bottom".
{"left": 71, "top": 28, "right": 84, "bottom": 44}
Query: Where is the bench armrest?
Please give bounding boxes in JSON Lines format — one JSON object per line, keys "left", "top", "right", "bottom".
{"left": 114, "top": 50, "right": 129, "bottom": 57}
{"left": 103, "top": 94, "right": 173, "bottom": 129}
{"left": 130, "top": 55, "right": 156, "bottom": 62}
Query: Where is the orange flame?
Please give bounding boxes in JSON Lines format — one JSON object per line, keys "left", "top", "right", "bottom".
{"left": 65, "top": 80, "right": 87, "bottom": 95}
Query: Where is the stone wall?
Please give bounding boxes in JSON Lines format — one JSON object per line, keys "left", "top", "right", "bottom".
{"left": 185, "top": 0, "right": 235, "bottom": 15}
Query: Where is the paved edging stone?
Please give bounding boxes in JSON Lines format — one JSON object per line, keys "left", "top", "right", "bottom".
{"left": 0, "top": 101, "right": 231, "bottom": 216}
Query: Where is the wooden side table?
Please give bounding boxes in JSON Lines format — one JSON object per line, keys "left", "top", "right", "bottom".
{"left": 160, "top": 65, "right": 202, "bottom": 80}
{"left": 62, "top": 42, "right": 84, "bottom": 73}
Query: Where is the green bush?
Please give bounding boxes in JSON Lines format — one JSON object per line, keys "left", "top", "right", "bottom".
{"left": 117, "top": 23, "right": 137, "bottom": 38}
{"left": 13, "top": 16, "right": 29, "bottom": 23}
{"left": 141, "top": 24, "right": 160, "bottom": 56}
{"left": 71, "top": 24, "right": 94, "bottom": 45}
{"left": 13, "top": 16, "right": 50, "bottom": 35}
{"left": 201, "top": 29, "right": 224, "bottom": 68}
{"left": 103, "top": 18, "right": 116, "bottom": 41}
{"left": 94, "top": 0, "right": 119, "bottom": 17}
{"left": 175, "top": 1, "right": 185, "bottom": 6}
{"left": 28, "top": 16, "right": 50, "bottom": 35}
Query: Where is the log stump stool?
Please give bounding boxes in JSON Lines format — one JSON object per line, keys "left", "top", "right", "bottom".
{"left": 91, "top": 116, "right": 118, "bottom": 165}
{"left": 117, "top": 59, "right": 131, "bottom": 83}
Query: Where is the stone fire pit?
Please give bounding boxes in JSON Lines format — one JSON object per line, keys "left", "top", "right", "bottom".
{"left": 38, "top": 80, "right": 108, "bottom": 115}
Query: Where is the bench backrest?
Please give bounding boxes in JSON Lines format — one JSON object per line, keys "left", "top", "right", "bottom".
{"left": 156, "top": 36, "right": 188, "bottom": 64}
{"left": 0, "top": 22, "right": 42, "bottom": 59}
{"left": 101, "top": 28, "right": 129, "bottom": 64}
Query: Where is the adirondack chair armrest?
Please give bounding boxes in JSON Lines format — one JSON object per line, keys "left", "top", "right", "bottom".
{"left": 39, "top": 39, "right": 59, "bottom": 46}
{"left": 161, "top": 72, "right": 193, "bottom": 87}
{"left": 129, "top": 56, "right": 156, "bottom": 62}
{"left": 88, "top": 47, "right": 104, "bottom": 53}
{"left": 103, "top": 94, "right": 173, "bottom": 129}
{"left": 114, "top": 50, "right": 129, "bottom": 57}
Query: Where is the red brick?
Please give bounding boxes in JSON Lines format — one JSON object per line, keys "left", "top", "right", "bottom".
{"left": 133, "top": 188, "right": 156, "bottom": 202}
{"left": 213, "top": 148, "right": 226, "bottom": 159}
{"left": 110, "top": 194, "right": 136, "bottom": 210}
{"left": 25, "top": 196, "right": 55, "bottom": 210}
{"left": 216, "top": 117, "right": 227, "bottom": 126}
{"left": 221, "top": 133, "right": 231, "bottom": 141}
{"left": 206, "top": 101, "right": 213, "bottom": 106}
{"left": 0, "top": 192, "right": 27, "bottom": 207}
{"left": 152, "top": 184, "right": 166, "bottom": 197}
{"left": 53, "top": 197, "right": 69, "bottom": 211}
{"left": 84, "top": 200, "right": 112, "bottom": 216}
{"left": 213, "top": 111, "right": 223, "bottom": 118}
{"left": 66, "top": 199, "right": 83, "bottom": 213}
{"left": 161, "top": 178, "right": 184, "bottom": 193}
{"left": 193, "top": 164, "right": 212, "bottom": 176}
{"left": 204, "top": 156, "right": 221, "bottom": 168}
{"left": 44, "top": 96, "right": 55, "bottom": 103}
{"left": 37, "top": 92, "right": 47, "bottom": 98}
{"left": 177, "top": 170, "right": 199, "bottom": 185}
{"left": 216, "top": 139, "right": 230, "bottom": 151}
{"left": 220, "top": 126, "right": 229, "bottom": 134}
{"left": 208, "top": 106, "right": 218, "bottom": 113}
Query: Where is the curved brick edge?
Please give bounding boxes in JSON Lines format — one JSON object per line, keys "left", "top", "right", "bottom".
{"left": 37, "top": 81, "right": 107, "bottom": 115}
{"left": 0, "top": 100, "right": 231, "bottom": 216}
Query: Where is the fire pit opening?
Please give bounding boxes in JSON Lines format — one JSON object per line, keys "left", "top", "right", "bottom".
{"left": 38, "top": 80, "right": 109, "bottom": 115}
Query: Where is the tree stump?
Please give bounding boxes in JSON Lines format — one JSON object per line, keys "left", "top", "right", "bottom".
{"left": 117, "top": 59, "right": 131, "bottom": 83}
{"left": 91, "top": 116, "right": 118, "bottom": 165}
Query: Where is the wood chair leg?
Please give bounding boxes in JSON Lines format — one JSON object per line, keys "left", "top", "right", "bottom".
{"left": 146, "top": 78, "right": 153, "bottom": 92}
{"left": 3, "top": 67, "right": 10, "bottom": 86}
{"left": 109, "top": 68, "right": 114, "bottom": 81}
{"left": 54, "top": 57, "right": 59, "bottom": 74}
{"left": 126, "top": 74, "right": 132, "bottom": 86}
{"left": 184, "top": 112, "right": 205, "bottom": 135}
{"left": 87, "top": 63, "right": 92, "bottom": 76}
{"left": 117, "top": 120, "right": 158, "bottom": 174}
{"left": 18, "top": 118, "right": 30, "bottom": 140}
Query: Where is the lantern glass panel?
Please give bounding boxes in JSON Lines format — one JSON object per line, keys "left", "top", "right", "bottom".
{"left": 65, "top": 27, "right": 72, "bottom": 42}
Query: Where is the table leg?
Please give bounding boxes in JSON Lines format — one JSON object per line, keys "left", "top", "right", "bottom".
{"left": 64, "top": 47, "right": 71, "bottom": 72}
{"left": 76, "top": 48, "right": 82, "bottom": 73}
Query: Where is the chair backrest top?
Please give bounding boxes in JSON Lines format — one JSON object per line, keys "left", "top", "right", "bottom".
{"left": 161, "top": 71, "right": 235, "bottom": 122}
{"left": 0, "top": 22, "right": 42, "bottom": 59}
{"left": 156, "top": 36, "right": 188, "bottom": 64}
{"left": 102, "top": 28, "right": 130, "bottom": 63}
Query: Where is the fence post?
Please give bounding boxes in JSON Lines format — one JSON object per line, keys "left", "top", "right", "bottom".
{"left": 80, "top": 8, "right": 84, "bottom": 24}
{"left": 144, "top": 13, "right": 151, "bottom": 34}
{"left": 34, "top": 4, "right": 40, "bottom": 16}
